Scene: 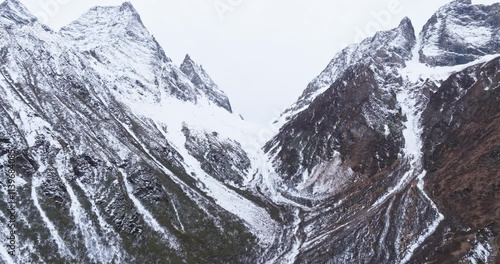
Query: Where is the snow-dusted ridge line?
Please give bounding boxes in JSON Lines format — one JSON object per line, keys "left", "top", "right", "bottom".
{"left": 379, "top": 196, "right": 396, "bottom": 261}
{"left": 75, "top": 179, "right": 125, "bottom": 262}
{"left": 113, "top": 119, "right": 181, "bottom": 249}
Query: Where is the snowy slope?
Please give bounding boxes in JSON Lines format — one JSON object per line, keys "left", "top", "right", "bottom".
{"left": 264, "top": 1, "right": 500, "bottom": 263}
{"left": 0, "top": 0, "right": 499, "bottom": 263}
{"left": 0, "top": 1, "right": 280, "bottom": 263}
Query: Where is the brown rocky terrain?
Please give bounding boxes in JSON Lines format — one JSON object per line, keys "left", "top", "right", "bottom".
{"left": 419, "top": 57, "right": 500, "bottom": 263}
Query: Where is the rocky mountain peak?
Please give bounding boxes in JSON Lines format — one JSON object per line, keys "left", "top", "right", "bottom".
{"left": 182, "top": 53, "right": 195, "bottom": 66}
{"left": 59, "top": 2, "right": 149, "bottom": 49}
{"left": 419, "top": 0, "right": 500, "bottom": 66}
{"left": 398, "top": 16, "right": 413, "bottom": 31}
{"left": 180, "top": 54, "right": 233, "bottom": 112}
{"left": 275, "top": 18, "right": 415, "bottom": 125}
{"left": 120, "top": 1, "right": 136, "bottom": 11}
{"left": 0, "top": 0, "right": 37, "bottom": 25}
{"left": 118, "top": 1, "right": 143, "bottom": 24}
{"left": 371, "top": 16, "right": 416, "bottom": 57}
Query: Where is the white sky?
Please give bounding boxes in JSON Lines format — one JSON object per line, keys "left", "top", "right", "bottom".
{"left": 20, "top": 0, "right": 498, "bottom": 124}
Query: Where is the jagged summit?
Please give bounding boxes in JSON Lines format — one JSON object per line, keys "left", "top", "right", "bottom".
{"left": 419, "top": 0, "right": 500, "bottom": 66}
{"left": 276, "top": 17, "right": 416, "bottom": 125}
{"left": 59, "top": 3, "right": 235, "bottom": 110}
{"left": 0, "top": 0, "right": 37, "bottom": 25}
{"left": 182, "top": 53, "right": 195, "bottom": 65}
{"left": 62, "top": 1, "right": 144, "bottom": 29}
{"left": 120, "top": 1, "right": 136, "bottom": 11}
{"left": 399, "top": 16, "right": 412, "bottom": 28}
{"left": 180, "top": 54, "right": 233, "bottom": 112}
{"left": 59, "top": 2, "right": 148, "bottom": 50}
{"left": 118, "top": 1, "right": 144, "bottom": 24}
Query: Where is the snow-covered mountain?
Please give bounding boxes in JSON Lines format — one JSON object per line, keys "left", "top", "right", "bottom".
{"left": 419, "top": 0, "right": 500, "bottom": 66}
{"left": 0, "top": 1, "right": 277, "bottom": 263}
{"left": 275, "top": 17, "right": 415, "bottom": 126}
{"left": 0, "top": 0, "right": 498, "bottom": 263}
{"left": 262, "top": 0, "right": 500, "bottom": 263}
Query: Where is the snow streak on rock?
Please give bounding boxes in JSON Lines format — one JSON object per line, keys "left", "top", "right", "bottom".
{"left": 119, "top": 168, "right": 180, "bottom": 249}
{"left": 31, "top": 177, "right": 74, "bottom": 258}
{"left": 54, "top": 153, "right": 120, "bottom": 263}
{"left": 397, "top": 43, "right": 444, "bottom": 264}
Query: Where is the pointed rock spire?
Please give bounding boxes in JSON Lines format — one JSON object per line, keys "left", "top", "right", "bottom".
{"left": 180, "top": 54, "right": 233, "bottom": 113}
{"left": 120, "top": 1, "right": 135, "bottom": 11}
{"left": 118, "top": 1, "right": 144, "bottom": 25}
{"left": 182, "top": 54, "right": 194, "bottom": 65}
{"left": 399, "top": 17, "right": 412, "bottom": 28}
{"left": 397, "top": 16, "right": 415, "bottom": 38}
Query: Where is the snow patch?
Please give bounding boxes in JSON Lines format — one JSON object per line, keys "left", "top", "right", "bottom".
{"left": 465, "top": 236, "right": 492, "bottom": 264}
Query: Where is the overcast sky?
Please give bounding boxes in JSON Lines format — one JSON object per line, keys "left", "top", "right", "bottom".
{"left": 21, "top": 0, "right": 498, "bottom": 124}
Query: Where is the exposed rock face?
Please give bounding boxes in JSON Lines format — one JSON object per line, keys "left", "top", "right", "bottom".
{"left": 180, "top": 54, "right": 233, "bottom": 112}
{"left": 0, "top": 2, "right": 272, "bottom": 263}
{"left": 0, "top": 0, "right": 36, "bottom": 25}
{"left": 59, "top": 2, "right": 199, "bottom": 103}
{"left": 183, "top": 126, "right": 250, "bottom": 186}
{"left": 266, "top": 17, "right": 415, "bottom": 197}
{"left": 0, "top": 0, "right": 499, "bottom": 263}
{"left": 419, "top": 0, "right": 500, "bottom": 66}
{"left": 276, "top": 17, "right": 415, "bottom": 125}
{"left": 261, "top": 1, "right": 500, "bottom": 263}
{"left": 420, "top": 57, "right": 500, "bottom": 263}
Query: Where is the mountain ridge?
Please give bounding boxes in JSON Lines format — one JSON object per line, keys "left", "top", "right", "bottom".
{"left": 0, "top": 0, "right": 498, "bottom": 263}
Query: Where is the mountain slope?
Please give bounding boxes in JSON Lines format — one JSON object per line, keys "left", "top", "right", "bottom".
{"left": 419, "top": 57, "right": 500, "bottom": 263}
{"left": 275, "top": 17, "right": 415, "bottom": 126}
{"left": 0, "top": 1, "right": 279, "bottom": 263}
{"left": 0, "top": 0, "right": 498, "bottom": 263}
{"left": 262, "top": 1, "right": 500, "bottom": 263}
